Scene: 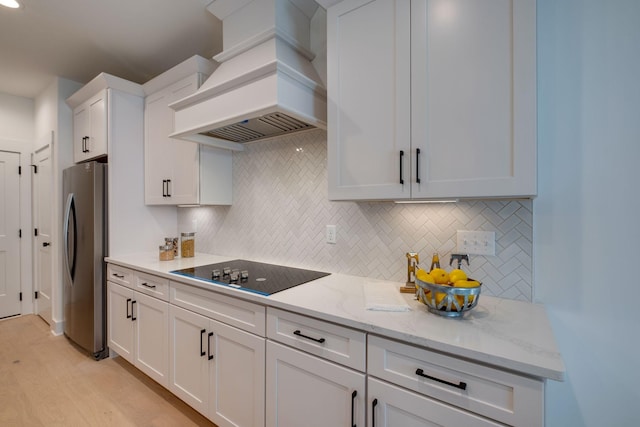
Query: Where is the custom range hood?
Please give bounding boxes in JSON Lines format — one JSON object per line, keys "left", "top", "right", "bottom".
{"left": 170, "top": 0, "right": 327, "bottom": 151}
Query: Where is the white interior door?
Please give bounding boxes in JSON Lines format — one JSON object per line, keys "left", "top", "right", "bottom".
{"left": 0, "top": 150, "right": 21, "bottom": 318}
{"left": 33, "top": 143, "right": 53, "bottom": 324}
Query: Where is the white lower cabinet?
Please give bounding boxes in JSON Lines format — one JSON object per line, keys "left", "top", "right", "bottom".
{"left": 106, "top": 262, "right": 547, "bottom": 427}
{"left": 368, "top": 335, "right": 544, "bottom": 426}
{"left": 368, "top": 377, "right": 502, "bottom": 427}
{"left": 266, "top": 341, "right": 365, "bottom": 427}
{"left": 169, "top": 304, "right": 265, "bottom": 427}
{"left": 107, "top": 281, "right": 169, "bottom": 387}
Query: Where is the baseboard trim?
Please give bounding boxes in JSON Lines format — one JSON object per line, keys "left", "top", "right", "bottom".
{"left": 50, "top": 318, "right": 64, "bottom": 336}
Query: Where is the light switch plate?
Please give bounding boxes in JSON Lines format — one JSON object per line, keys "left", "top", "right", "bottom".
{"left": 326, "top": 225, "right": 337, "bottom": 244}
{"left": 456, "top": 230, "right": 495, "bottom": 256}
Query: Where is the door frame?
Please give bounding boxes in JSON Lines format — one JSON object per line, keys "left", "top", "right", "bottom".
{"left": 32, "top": 141, "right": 53, "bottom": 325}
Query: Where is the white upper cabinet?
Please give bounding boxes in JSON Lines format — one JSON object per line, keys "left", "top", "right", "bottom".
{"left": 67, "top": 73, "right": 145, "bottom": 165}
{"left": 72, "top": 89, "right": 107, "bottom": 163}
{"left": 145, "top": 75, "right": 201, "bottom": 205}
{"left": 143, "top": 57, "right": 232, "bottom": 206}
{"left": 327, "top": 0, "right": 536, "bottom": 200}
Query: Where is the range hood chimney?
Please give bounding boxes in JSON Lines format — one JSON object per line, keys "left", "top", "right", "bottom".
{"left": 170, "top": 0, "right": 327, "bottom": 151}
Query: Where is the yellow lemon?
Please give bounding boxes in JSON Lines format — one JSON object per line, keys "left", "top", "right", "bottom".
{"left": 434, "top": 291, "right": 447, "bottom": 306}
{"left": 448, "top": 269, "right": 467, "bottom": 284}
{"left": 454, "top": 280, "right": 480, "bottom": 288}
{"left": 416, "top": 269, "right": 435, "bottom": 284}
{"left": 453, "top": 280, "right": 480, "bottom": 304}
{"left": 430, "top": 268, "right": 450, "bottom": 284}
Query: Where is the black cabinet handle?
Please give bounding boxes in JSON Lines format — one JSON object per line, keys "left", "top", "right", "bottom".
{"left": 82, "top": 136, "right": 90, "bottom": 153}
{"left": 126, "top": 298, "right": 132, "bottom": 319}
{"left": 415, "top": 368, "right": 467, "bottom": 390}
{"left": 351, "top": 390, "right": 357, "bottom": 427}
{"left": 112, "top": 273, "right": 125, "bottom": 279}
{"left": 293, "top": 330, "right": 326, "bottom": 344}
{"left": 399, "top": 150, "right": 405, "bottom": 184}
{"left": 166, "top": 179, "right": 171, "bottom": 197}
{"left": 207, "top": 332, "right": 214, "bottom": 360}
{"left": 162, "top": 180, "right": 167, "bottom": 197}
{"left": 372, "top": 398, "right": 378, "bottom": 427}
{"left": 42, "top": 242, "right": 51, "bottom": 247}
{"left": 131, "top": 300, "right": 137, "bottom": 321}
{"left": 140, "top": 282, "right": 156, "bottom": 289}
{"left": 416, "top": 148, "right": 421, "bottom": 184}
{"left": 200, "top": 329, "right": 206, "bottom": 357}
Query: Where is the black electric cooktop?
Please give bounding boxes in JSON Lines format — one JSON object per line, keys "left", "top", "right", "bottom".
{"left": 170, "top": 259, "right": 330, "bottom": 296}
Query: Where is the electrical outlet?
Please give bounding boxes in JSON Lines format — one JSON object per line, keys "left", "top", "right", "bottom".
{"left": 326, "top": 225, "right": 337, "bottom": 244}
{"left": 456, "top": 230, "right": 495, "bottom": 256}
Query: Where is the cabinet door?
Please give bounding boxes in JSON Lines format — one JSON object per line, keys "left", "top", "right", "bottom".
{"left": 88, "top": 91, "right": 108, "bottom": 159}
{"left": 266, "top": 341, "right": 365, "bottom": 427}
{"left": 134, "top": 291, "right": 169, "bottom": 387}
{"left": 327, "top": 0, "right": 412, "bottom": 200}
{"left": 168, "top": 305, "right": 211, "bottom": 417}
{"left": 167, "top": 79, "right": 200, "bottom": 204}
{"left": 368, "top": 378, "right": 503, "bottom": 427}
{"left": 73, "top": 103, "right": 90, "bottom": 163}
{"left": 210, "top": 319, "right": 265, "bottom": 427}
{"left": 144, "top": 76, "right": 199, "bottom": 205}
{"left": 73, "top": 90, "right": 108, "bottom": 163}
{"left": 107, "top": 281, "right": 134, "bottom": 364}
{"left": 410, "top": 0, "right": 536, "bottom": 198}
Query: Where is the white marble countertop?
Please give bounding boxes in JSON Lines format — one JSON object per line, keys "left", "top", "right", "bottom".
{"left": 106, "top": 252, "right": 565, "bottom": 382}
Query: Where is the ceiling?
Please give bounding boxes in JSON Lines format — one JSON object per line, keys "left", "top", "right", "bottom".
{"left": 0, "top": 0, "right": 222, "bottom": 99}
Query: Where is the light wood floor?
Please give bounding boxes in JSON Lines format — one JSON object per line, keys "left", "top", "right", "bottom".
{"left": 0, "top": 314, "right": 216, "bottom": 427}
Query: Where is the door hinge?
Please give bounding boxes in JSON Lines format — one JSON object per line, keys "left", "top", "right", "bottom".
{"left": 19, "top": 292, "right": 22, "bottom": 301}
{"left": 35, "top": 291, "right": 39, "bottom": 299}
{"left": 34, "top": 228, "right": 38, "bottom": 237}
{"left": 30, "top": 164, "right": 38, "bottom": 174}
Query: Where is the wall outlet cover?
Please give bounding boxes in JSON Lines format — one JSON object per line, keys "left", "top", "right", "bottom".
{"left": 456, "top": 230, "right": 496, "bottom": 256}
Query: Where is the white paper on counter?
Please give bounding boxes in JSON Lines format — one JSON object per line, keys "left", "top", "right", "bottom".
{"left": 364, "top": 284, "right": 411, "bottom": 312}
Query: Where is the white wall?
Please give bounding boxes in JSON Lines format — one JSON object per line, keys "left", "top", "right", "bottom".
{"left": 535, "top": 1, "right": 640, "bottom": 425}
{"left": 0, "top": 91, "right": 35, "bottom": 315}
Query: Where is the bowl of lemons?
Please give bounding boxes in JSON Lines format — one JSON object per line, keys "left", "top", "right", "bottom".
{"left": 415, "top": 268, "right": 481, "bottom": 318}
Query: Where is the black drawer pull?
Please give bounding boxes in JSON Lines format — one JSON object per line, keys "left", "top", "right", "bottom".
{"left": 415, "top": 368, "right": 467, "bottom": 390}
{"left": 416, "top": 148, "right": 421, "bottom": 184}
{"left": 399, "top": 150, "right": 405, "bottom": 184}
{"left": 293, "top": 330, "right": 325, "bottom": 344}
{"left": 372, "top": 398, "right": 378, "bottom": 427}
{"left": 200, "top": 329, "right": 206, "bottom": 357}
{"left": 113, "top": 273, "right": 125, "bottom": 279}
{"left": 140, "top": 282, "right": 156, "bottom": 289}
{"left": 207, "top": 332, "right": 214, "bottom": 360}
{"left": 351, "top": 390, "right": 357, "bottom": 427}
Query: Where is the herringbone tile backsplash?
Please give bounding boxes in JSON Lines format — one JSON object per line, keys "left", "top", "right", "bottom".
{"left": 178, "top": 129, "right": 533, "bottom": 301}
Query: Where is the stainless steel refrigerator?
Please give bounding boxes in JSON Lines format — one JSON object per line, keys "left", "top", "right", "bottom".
{"left": 63, "top": 161, "right": 108, "bottom": 360}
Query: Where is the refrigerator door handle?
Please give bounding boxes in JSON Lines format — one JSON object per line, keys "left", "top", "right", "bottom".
{"left": 63, "top": 193, "right": 78, "bottom": 283}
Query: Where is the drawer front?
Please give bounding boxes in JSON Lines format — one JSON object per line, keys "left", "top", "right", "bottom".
{"left": 134, "top": 271, "right": 169, "bottom": 301}
{"left": 267, "top": 307, "right": 366, "bottom": 372}
{"left": 170, "top": 281, "right": 265, "bottom": 336}
{"left": 368, "top": 335, "right": 544, "bottom": 427}
{"left": 107, "top": 264, "right": 134, "bottom": 288}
